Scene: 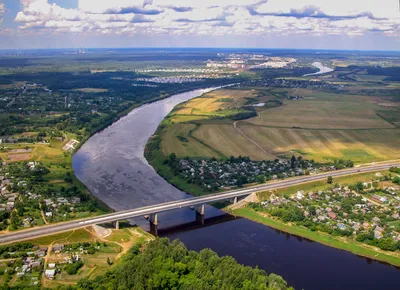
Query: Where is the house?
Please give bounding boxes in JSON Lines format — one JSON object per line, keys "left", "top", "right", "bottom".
{"left": 328, "top": 212, "right": 337, "bottom": 220}
{"left": 372, "top": 217, "right": 381, "bottom": 223}
{"left": 45, "top": 212, "right": 52, "bottom": 218}
{"left": 71, "top": 197, "right": 81, "bottom": 204}
{"left": 48, "top": 263, "right": 56, "bottom": 269}
{"left": 374, "top": 230, "right": 383, "bottom": 239}
{"left": 363, "top": 222, "right": 370, "bottom": 229}
{"left": 337, "top": 223, "right": 346, "bottom": 231}
{"left": 45, "top": 269, "right": 56, "bottom": 279}
{"left": 31, "top": 261, "right": 41, "bottom": 268}
{"left": 35, "top": 250, "right": 46, "bottom": 257}
{"left": 52, "top": 245, "right": 64, "bottom": 253}
{"left": 296, "top": 191, "right": 304, "bottom": 200}
{"left": 371, "top": 195, "right": 386, "bottom": 204}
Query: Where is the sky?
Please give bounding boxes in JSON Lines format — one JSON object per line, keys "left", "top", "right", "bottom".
{"left": 0, "top": 0, "right": 399, "bottom": 50}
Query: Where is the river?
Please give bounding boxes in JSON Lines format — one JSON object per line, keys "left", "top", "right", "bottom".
{"left": 73, "top": 88, "right": 400, "bottom": 290}
{"left": 303, "top": 62, "right": 334, "bottom": 76}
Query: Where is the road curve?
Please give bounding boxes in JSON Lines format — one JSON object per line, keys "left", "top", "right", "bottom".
{"left": 1, "top": 162, "right": 398, "bottom": 244}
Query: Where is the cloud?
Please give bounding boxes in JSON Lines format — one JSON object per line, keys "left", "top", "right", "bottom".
{"left": 104, "top": 7, "right": 163, "bottom": 15}
{"left": 0, "top": 3, "right": 4, "bottom": 25}
{"left": 167, "top": 6, "right": 193, "bottom": 13}
{"left": 131, "top": 15, "right": 154, "bottom": 23}
{"left": 9, "top": 0, "right": 400, "bottom": 39}
{"left": 249, "top": 5, "right": 386, "bottom": 21}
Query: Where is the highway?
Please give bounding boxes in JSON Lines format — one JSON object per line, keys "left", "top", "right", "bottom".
{"left": 0, "top": 161, "right": 398, "bottom": 244}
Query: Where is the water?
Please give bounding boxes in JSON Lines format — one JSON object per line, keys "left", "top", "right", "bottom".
{"left": 304, "top": 62, "right": 334, "bottom": 76}
{"left": 252, "top": 102, "right": 266, "bottom": 107}
{"left": 73, "top": 88, "right": 400, "bottom": 290}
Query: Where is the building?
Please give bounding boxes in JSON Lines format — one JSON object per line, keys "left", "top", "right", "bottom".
{"left": 48, "top": 263, "right": 56, "bottom": 269}
{"left": 45, "top": 269, "right": 55, "bottom": 279}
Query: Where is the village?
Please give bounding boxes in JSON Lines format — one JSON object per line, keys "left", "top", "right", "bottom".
{"left": 174, "top": 156, "right": 351, "bottom": 191}
{"left": 252, "top": 172, "right": 400, "bottom": 252}
{"left": 234, "top": 77, "right": 348, "bottom": 92}
{"left": 0, "top": 239, "right": 112, "bottom": 286}
{"left": 0, "top": 161, "right": 94, "bottom": 231}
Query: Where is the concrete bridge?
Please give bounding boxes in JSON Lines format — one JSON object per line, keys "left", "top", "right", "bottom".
{"left": 0, "top": 161, "right": 398, "bottom": 244}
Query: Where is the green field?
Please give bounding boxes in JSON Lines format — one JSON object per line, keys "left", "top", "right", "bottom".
{"left": 245, "top": 92, "right": 394, "bottom": 129}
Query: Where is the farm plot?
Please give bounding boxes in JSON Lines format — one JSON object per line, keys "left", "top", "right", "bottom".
{"left": 238, "top": 125, "right": 400, "bottom": 163}
{"left": 245, "top": 98, "right": 395, "bottom": 129}
{"left": 161, "top": 124, "right": 217, "bottom": 158}
{"left": 192, "top": 124, "right": 276, "bottom": 160}
{"left": 172, "top": 89, "right": 256, "bottom": 119}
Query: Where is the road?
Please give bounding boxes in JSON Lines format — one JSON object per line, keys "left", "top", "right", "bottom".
{"left": 0, "top": 162, "right": 398, "bottom": 244}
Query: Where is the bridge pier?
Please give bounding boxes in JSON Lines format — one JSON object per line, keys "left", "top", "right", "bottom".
{"left": 233, "top": 196, "right": 238, "bottom": 204}
{"left": 149, "top": 213, "right": 158, "bottom": 236}
{"left": 195, "top": 204, "right": 205, "bottom": 225}
{"left": 113, "top": 221, "right": 120, "bottom": 230}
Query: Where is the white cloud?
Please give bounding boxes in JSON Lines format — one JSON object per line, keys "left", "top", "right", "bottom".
{"left": 0, "top": 3, "right": 5, "bottom": 25}
{"left": 11, "top": 0, "right": 400, "bottom": 38}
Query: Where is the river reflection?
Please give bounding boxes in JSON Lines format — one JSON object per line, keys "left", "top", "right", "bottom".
{"left": 165, "top": 218, "right": 400, "bottom": 290}
{"left": 73, "top": 88, "right": 400, "bottom": 290}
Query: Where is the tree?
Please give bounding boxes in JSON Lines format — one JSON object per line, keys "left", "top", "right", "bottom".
{"left": 355, "top": 182, "right": 364, "bottom": 192}
{"left": 327, "top": 176, "right": 333, "bottom": 184}
{"left": 256, "top": 175, "right": 266, "bottom": 184}
{"left": 290, "top": 155, "right": 296, "bottom": 168}
{"left": 107, "top": 257, "right": 113, "bottom": 265}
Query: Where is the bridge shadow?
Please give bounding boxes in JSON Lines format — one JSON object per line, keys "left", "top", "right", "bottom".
{"left": 157, "top": 213, "right": 240, "bottom": 237}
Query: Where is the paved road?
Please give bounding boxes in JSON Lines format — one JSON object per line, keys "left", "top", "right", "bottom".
{"left": 1, "top": 162, "right": 398, "bottom": 244}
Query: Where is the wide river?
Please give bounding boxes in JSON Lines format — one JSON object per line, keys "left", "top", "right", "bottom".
{"left": 73, "top": 88, "right": 400, "bottom": 290}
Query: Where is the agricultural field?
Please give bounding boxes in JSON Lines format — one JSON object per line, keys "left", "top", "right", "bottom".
{"left": 158, "top": 85, "right": 400, "bottom": 164}
{"left": 244, "top": 91, "right": 395, "bottom": 129}
{"left": 236, "top": 126, "right": 400, "bottom": 163}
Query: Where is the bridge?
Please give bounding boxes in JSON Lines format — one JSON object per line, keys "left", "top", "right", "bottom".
{"left": 0, "top": 162, "right": 398, "bottom": 244}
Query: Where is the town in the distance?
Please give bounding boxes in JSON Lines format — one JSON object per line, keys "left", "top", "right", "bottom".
{"left": 1, "top": 1, "right": 400, "bottom": 290}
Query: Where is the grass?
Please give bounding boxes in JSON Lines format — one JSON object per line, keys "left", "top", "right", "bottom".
{"left": 233, "top": 207, "right": 400, "bottom": 267}
{"left": 25, "top": 229, "right": 94, "bottom": 245}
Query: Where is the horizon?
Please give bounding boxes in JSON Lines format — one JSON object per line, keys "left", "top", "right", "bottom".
{"left": 0, "top": 47, "right": 399, "bottom": 53}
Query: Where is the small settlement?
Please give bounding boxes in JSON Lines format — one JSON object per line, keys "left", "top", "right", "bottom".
{"left": 254, "top": 173, "right": 400, "bottom": 251}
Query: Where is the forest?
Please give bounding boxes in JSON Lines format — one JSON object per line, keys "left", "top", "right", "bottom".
{"left": 74, "top": 238, "right": 293, "bottom": 290}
